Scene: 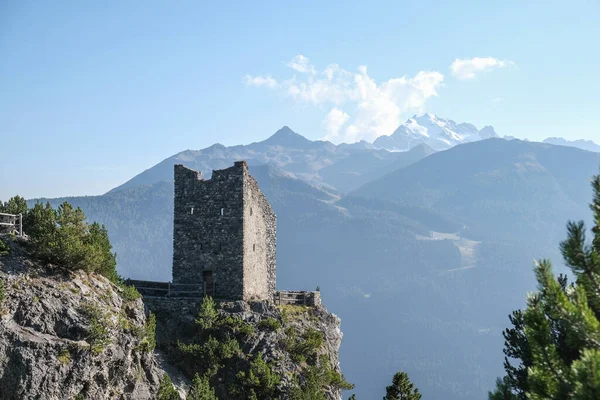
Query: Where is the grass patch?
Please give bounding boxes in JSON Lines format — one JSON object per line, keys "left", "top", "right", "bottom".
{"left": 57, "top": 348, "right": 71, "bottom": 364}
{"left": 278, "top": 304, "right": 309, "bottom": 323}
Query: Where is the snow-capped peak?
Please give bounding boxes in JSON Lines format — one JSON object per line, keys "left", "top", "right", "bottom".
{"left": 372, "top": 113, "right": 499, "bottom": 151}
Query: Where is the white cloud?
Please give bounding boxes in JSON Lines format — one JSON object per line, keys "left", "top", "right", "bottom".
{"left": 245, "top": 55, "right": 444, "bottom": 143}
{"left": 322, "top": 108, "right": 350, "bottom": 142}
{"left": 244, "top": 75, "right": 278, "bottom": 89}
{"left": 287, "top": 54, "right": 316, "bottom": 75}
{"left": 450, "top": 57, "right": 514, "bottom": 80}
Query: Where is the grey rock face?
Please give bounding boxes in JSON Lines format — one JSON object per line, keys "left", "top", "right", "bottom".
{"left": 0, "top": 239, "right": 163, "bottom": 400}
{"left": 147, "top": 297, "right": 344, "bottom": 400}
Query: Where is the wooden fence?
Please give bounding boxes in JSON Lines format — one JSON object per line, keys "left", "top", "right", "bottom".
{"left": 0, "top": 213, "right": 22, "bottom": 236}
{"left": 275, "top": 290, "right": 321, "bottom": 306}
{"left": 126, "top": 279, "right": 203, "bottom": 298}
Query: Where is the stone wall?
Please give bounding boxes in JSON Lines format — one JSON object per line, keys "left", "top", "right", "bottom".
{"left": 172, "top": 164, "right": 245, "bottom": 300}
{"left": 242, "top": 164, "right": 277, "bottom": 301}
{"left": 172, "top": 162, "right": 276, "bottom": 302}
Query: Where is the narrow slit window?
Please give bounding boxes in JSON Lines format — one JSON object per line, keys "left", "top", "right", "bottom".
{"left": 250, "top": 207, "right": 253, "bottom": 216}
{"left": 253, "top": 244, "right": 256, "bottom": 251}
{"left": 191, "top": 207, "right": 194, "bottom": 215}
{"left": 220, "top": 207, "right": 224, "bottom": 216}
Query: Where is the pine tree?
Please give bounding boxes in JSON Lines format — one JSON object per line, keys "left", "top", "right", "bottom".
{"left": 0, "top": 195, "right": 27, "bottom": 216}
{"left": 383, "top": 371, "right": 421, "bottom": 400}
{"left": 187, "top": 374, "right": 217, "bottom": 400}
{"left": 490, "top": 171, "right": 600, "bottom": 399}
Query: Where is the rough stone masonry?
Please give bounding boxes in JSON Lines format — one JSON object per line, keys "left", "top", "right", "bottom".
{"left": 172, "top": 161, "right": 277, "bottom": 301}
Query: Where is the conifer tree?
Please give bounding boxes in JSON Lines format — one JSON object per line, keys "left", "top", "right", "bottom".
{"left": 0, "top": 195, "right": 27, "bottom": 216}
{"left": 383, "top": 371, "right": 421, "bottom": 400}
{"left": 490, "top": 171, "right": 600, "bottom": 399}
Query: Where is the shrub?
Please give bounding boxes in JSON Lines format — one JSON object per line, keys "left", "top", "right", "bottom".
{"left": 0, "top": 279, "right": 5, "bottom": 303}
{"left": 136, "top": 313, "right": 157, "bottom": 352}
{"left": 57, "top": 348, "right": 72, "bottom": 364}
{"left": 178, "top": 335, "right": 240, "bottom": 378}
{"left": 195, "top": 296, "right": 218, "bottom": 330}
{"left": 235, "top": 353, "right": 281, "bottom": 400}
{"left": 158, "top": 374, "right": 180, "bottom": 400}
{"left": 0, "top": 238, "right": 9, "bottom": 256}
{"left": 119, "top": 283, "right": 142, "bottom": 301}
{"left": 259, "top": 317, "right": 281, "bottom": 331}
{"left": 284, "top": 327, "right": 323, "bottom": 364}
{"left": 80, "top": 302, "right": 112, "bottom": 354}
{"left": 188, "top": 374, "right": 217, "bottom": 400}
{"left": 290, "top": 355, "right": 354, "bottom": 400}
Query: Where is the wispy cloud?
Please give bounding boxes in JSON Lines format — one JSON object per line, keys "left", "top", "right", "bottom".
{"left": 450, "top": 57, "right": 515, "bottom": 80}
{"left": 245, "top": 55, "right": 444, "bottom": 143}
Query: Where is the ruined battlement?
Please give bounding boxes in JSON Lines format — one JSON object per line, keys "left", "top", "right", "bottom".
{"left": 172, "top": 162, "right": 276, "bottom": 301}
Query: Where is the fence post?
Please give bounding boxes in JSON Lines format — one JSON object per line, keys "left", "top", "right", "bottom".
{"left": 18, "top": 213, "right": 22, "bottom": 237}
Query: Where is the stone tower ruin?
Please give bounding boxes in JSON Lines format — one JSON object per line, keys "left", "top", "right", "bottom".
{"left": 172, "top": 161, "right": 276, "bottom": 301}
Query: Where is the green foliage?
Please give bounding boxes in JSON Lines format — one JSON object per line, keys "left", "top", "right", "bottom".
{"left": 57, "top": 348, "right": 71, "bottom": 364}
{"left": 383, "top": 371, "right": 421, "bottom": 400}
{"left": 0, "top": 279, "right": 4, "bottom": 304}
{"left": 491, "top": 171, "right": 600, "bottom": 399}
{"left": 0, "top": 238, "right": 10, "bottom": 256}
{"left": 0, "top": 195, "right": 27, "bottom": 216}
{"left": 80, "top": 302, "right": 112, "bottom": 354}
{"left": 488, "top": 377, "right": 519, "bottom": 400}
{"left": 195, "top": 296, "right": 218, "bottom": 330}
{"left": 259, "top": 317, "right": 281, "bottom": 331}
{"left": 136, "top": 313, "right": 157, "bottom": 352}
{"left": 290, "top": 355, "right": 354, "bottom": 400}
{"left": 22, "top": 201, "right": 119, "bottom": 281}
{"left": 348, "top": 395, "right": 357, "bottom": 400}
{"left": 119, "top": 282, "right": 142, "bottom": 301}
{"left": 158, "top": 374, "right": 180, "bottom": 400}
{"left": 284, "top": 327, "right": 323, "bottom": 364}
{"left": 188, "top": 374, "right": 218, "bottom": 400}
{"left": 235, "top": 353, "right": 280, "bottom": 400}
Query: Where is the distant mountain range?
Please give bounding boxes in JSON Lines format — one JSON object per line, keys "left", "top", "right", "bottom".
{"left": 373, "top": 113, "right": 499, "bottom": 151}
{"left": 371, "top": 113, "right": 599, "bottom": 153}
{"left": 27, "top": 121, "right": 600, "bottom": 400}
{"left": 543, "top": 137, "right": 600, "bottom": 152}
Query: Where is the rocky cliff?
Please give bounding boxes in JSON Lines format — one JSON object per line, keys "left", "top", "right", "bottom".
{"left": 0, "top": 235, "right": 348, "bottom": 399}
{"left": 0, "top": 236, "right": 163, "bottom": 400}
{"left": 147, "top": 297, "right": 348, "bottom": 399}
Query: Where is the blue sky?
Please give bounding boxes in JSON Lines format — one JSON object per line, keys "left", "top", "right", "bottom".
{"left": 1, "top": 0, "right": 599, "bottom": 199}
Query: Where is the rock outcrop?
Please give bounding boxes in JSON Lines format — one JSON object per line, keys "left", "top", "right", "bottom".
{"left": 0, "top": 236, "right": 163, "bottom": 400}
{"left": 147, "top": 297, "right": 347, "bottom": 399}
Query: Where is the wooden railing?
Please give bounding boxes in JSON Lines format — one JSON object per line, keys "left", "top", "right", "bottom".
{"left": 275, "top": 290, "right": 321, "bottom": 306}
{"left": 126, "top": 279, "right": 203, "bottom": 298}
{"left": 0, "top": 213, "right": 23, "bottom": 236}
